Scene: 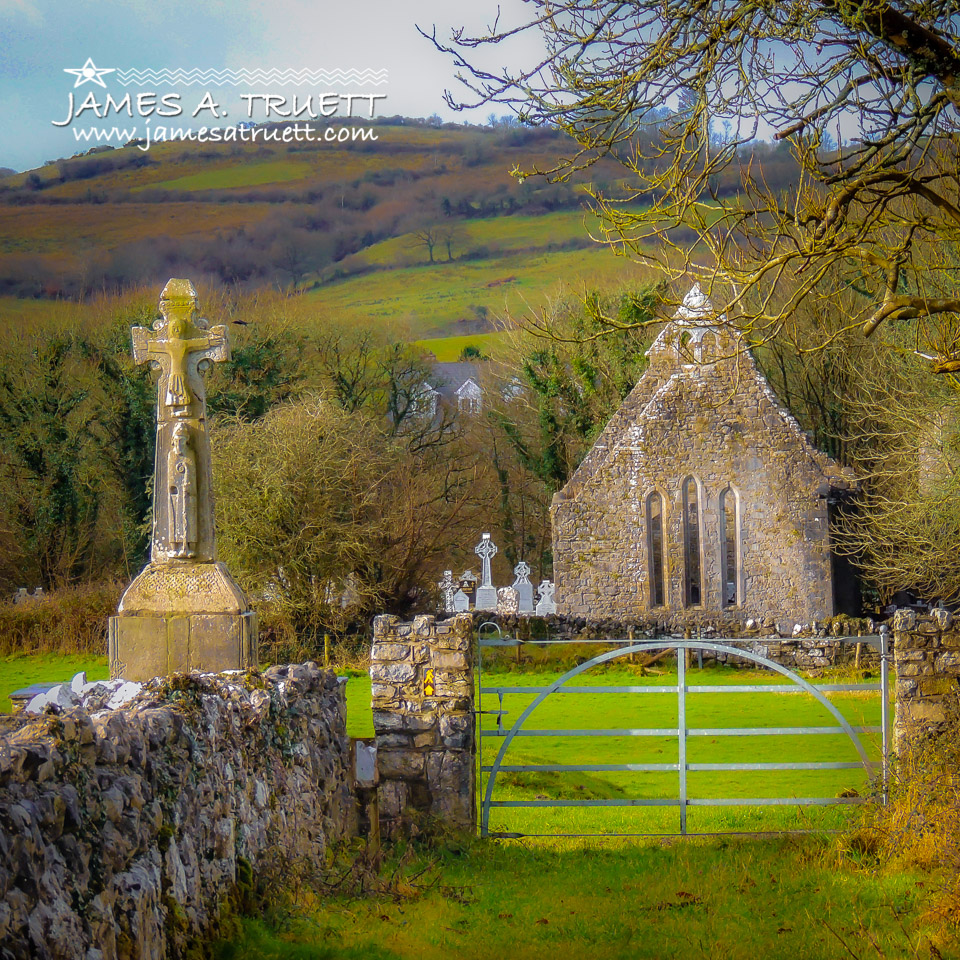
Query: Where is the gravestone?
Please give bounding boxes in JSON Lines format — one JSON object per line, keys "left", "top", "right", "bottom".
{"left": 438, "top": 570, "right": 456, "bottom": 614}
{"left": 512, "top": 561, "right": 534, "bottom": 614}
{"left": 108, "top": 279, "right": 257, "bottom": 681}
{"left": 497, "top": 586, "right": 519, "bottom": 616}
{"left": 474, "top": 533, "right": 498, "bottom": 611}
{"left": 452, "top": 588, "right": 470, "bottom": 613}
{"left": 459, "top": 569, "right": 478, "bottom": 607}
{"left": 535, "top": 579, "right": 556, "bottom": 616}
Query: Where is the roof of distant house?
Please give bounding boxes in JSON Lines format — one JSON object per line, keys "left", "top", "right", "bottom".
{"left": 429, "top": 362, "right": 483, "bottom": 402}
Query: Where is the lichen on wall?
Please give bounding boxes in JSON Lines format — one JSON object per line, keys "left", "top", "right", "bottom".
{"left": 0, "top": 664, "right": 355, "bottom": 960}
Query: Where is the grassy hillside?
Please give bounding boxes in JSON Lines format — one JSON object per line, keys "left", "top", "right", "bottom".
{"left": 0, "top": 121, "right": 660, "bottom": 337}
{"left": 312, "top": 242, "right": 651, "bottom": 338}
{"left": 0, "top": 118, "right": 788, "bottom": 337}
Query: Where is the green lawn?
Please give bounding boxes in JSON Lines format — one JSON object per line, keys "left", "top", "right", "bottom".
{"left": 414, "top": 332, "right": 507, "bottom": 361}
{"left": 0, "top": 653, "right": 109, "bottom": 710}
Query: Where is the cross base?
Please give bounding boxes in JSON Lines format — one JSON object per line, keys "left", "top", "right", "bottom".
{"left": 475, "top": 585, "right": 498, "bottom": 612}
{"left": 109, "top": 560, "right": 257, "bottom": 680}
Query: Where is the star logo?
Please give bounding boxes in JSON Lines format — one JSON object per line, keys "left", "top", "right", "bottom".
{"left": 64, "top": 58, "right": 115, "bottom": 88}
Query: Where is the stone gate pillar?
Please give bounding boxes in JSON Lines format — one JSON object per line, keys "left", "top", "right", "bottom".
{"left": 893, "top": 608, "right": 960, "bottom": 750}
{"left": 370, "top": 613, "right": 474, "bottom": 836}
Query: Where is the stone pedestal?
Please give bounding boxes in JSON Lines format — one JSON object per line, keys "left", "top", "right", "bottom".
{"left": 109, "top": 561, "right": 257, "bottom": 680}
{"left": 474, "top": 585, "right": 498, "bottom": 611}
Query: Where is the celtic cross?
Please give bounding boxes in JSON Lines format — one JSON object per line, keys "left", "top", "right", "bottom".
{"left": 475, "top": 533, "right": 498, "bottom": 588}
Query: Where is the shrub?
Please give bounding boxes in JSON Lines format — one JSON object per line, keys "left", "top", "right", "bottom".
{"left": 0, "top": 582, "right": 121, "bottom": 656}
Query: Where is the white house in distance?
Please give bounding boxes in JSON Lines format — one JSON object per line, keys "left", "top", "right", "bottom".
{"left": 419, "top": 362, "right": 485, "bottom": 418}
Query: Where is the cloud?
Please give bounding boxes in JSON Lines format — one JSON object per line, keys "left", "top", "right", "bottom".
{"left": 0, "top": 0, "right": 42, "bottom": 23}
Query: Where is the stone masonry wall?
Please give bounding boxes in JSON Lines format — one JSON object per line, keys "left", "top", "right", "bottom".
{"left": 371, "top": 614, "right": 474, "bottom": 837}
{"left": 0, "top": 664, "right": 354, "bottom": 960}
{"left": 893, "top": 608, "right": 960, "bottom": 750}
{"left": 552, "top": 310, "right": 854, "bottom": 630}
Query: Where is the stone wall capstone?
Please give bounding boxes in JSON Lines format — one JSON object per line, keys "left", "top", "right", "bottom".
{"left": 0, "top": 664, "right": 355, "bottom": 960}
{"left": 371, "top": 613, "right": 474, "bottom": 836}
{"left": 893, "top": 608, "right": 960, "bottom": 750}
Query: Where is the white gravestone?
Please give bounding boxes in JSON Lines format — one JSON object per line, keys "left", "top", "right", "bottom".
{"left": 474, "top": 533, "right": 499, "bottom": 611}
{"left": 438, "top": 570, "right": 456, "bottom": 614}
{"left": 535, "top": 580, "right": 556, "bottom": 616}
{"left": 512, "top": 561, "right": 534, "bottom": 614}
{"left": 497, "top": 586, "right": 519, "bottom": 616}
{"left": 452, "top": 588, "right": 470, "bottom": 613}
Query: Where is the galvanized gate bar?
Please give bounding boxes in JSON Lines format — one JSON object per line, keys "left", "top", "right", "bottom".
{"left": 478, "top": 636, "right": 887, "bottom": 838}
{"left": 687, "top": 726, "right": 881, "bottom": 736}
{"left": 490, "top": 725, "right": 879, "bottom": 737}
{"left": 483, "top": 763, "right": 679, "bottom": 772}
{"left": 489, "top": 799, "right": 680, "bottom": 807}
{"left": 482, "top": 683, "right": 877, "bottom": 694}
{"left": 488, "top": 797, "right": 864, "bottom": 808}
{"left": 502, "top": 727, "right": 680, "bottom": 736}
{"left": 483, "top": 761, "right": 876, "bottom": 772}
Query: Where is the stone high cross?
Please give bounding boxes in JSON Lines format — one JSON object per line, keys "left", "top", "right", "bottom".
{"left": 131, "top": 279, "right": 229, "bottom": 563}
{"left": 110, "top": 279, "right": 257, "bottom": 683}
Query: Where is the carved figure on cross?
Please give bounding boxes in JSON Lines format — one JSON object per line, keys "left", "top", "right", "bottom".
{"left": 132, "top": 279, "right": 228, "bottom": 414}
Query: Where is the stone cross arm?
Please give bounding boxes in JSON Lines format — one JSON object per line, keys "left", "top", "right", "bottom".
{"left": 131, "top": 323, "right": 229, "bottom": 367}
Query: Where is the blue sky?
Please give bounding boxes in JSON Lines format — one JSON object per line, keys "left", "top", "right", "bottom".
{"left": 0, "top": 0, "right": 541, "bottom": 170}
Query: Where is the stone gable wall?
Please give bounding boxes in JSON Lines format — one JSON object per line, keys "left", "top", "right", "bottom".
{"left": 371, "top": 614, "right": 474, "bottom": 837}
{"left": 553, "top": 326, "right": 851, "bottom": 630}
{"left": 0, "top": 665, "right": 354, "bottom": 960}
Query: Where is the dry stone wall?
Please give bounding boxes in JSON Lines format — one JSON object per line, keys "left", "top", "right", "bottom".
{"left": 371, "top": 614, "right": 474, "bottom": 837}
{"left": 893, "top": 608, "right": 960, "bottom": 750}
{"left": 0, "top": 664, "right": 354, "bottom": 960}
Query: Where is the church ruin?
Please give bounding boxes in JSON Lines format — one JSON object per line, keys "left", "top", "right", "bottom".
{"left": 551, "top": 286, "right": 857, "bottom": 629}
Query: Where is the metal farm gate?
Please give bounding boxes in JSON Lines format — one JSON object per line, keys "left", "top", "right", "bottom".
{"left": 477, "top": 631, "right": 890, "bottom": 839}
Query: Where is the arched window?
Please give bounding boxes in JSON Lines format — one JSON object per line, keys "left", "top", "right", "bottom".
{"left": 720, "top": 487, "right": 740, "bottom": 606}
{"left": 682, "top": 477, "right": 702, "bottom": 606}
{"left": 646, "top": 491, "right": 665, "bottom": 608}
{"left": 698, "top": 331, "right": 716, "bottom": 362}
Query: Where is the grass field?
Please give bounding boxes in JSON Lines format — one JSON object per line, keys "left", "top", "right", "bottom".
{"left": 214, "top": 834, "right": 935, "bottom": 960}
{"left": 414, "top": 332, "right": 508, "bottom": 361}
{"left": 0, "top": 653, "right": 110, "bottom": 709}
{"left": 310, "top": 245, "right": 652, "bottom": 337}
{"left": 134, "top": 160, "right": 315, "bottom": 193}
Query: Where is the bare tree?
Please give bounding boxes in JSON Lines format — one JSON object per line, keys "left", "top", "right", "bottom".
{"left": 424, "top": 4, "right": 960, "bottom": 365}
{"left": 412, "top": 225, "right": 440, "bottom": 264}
